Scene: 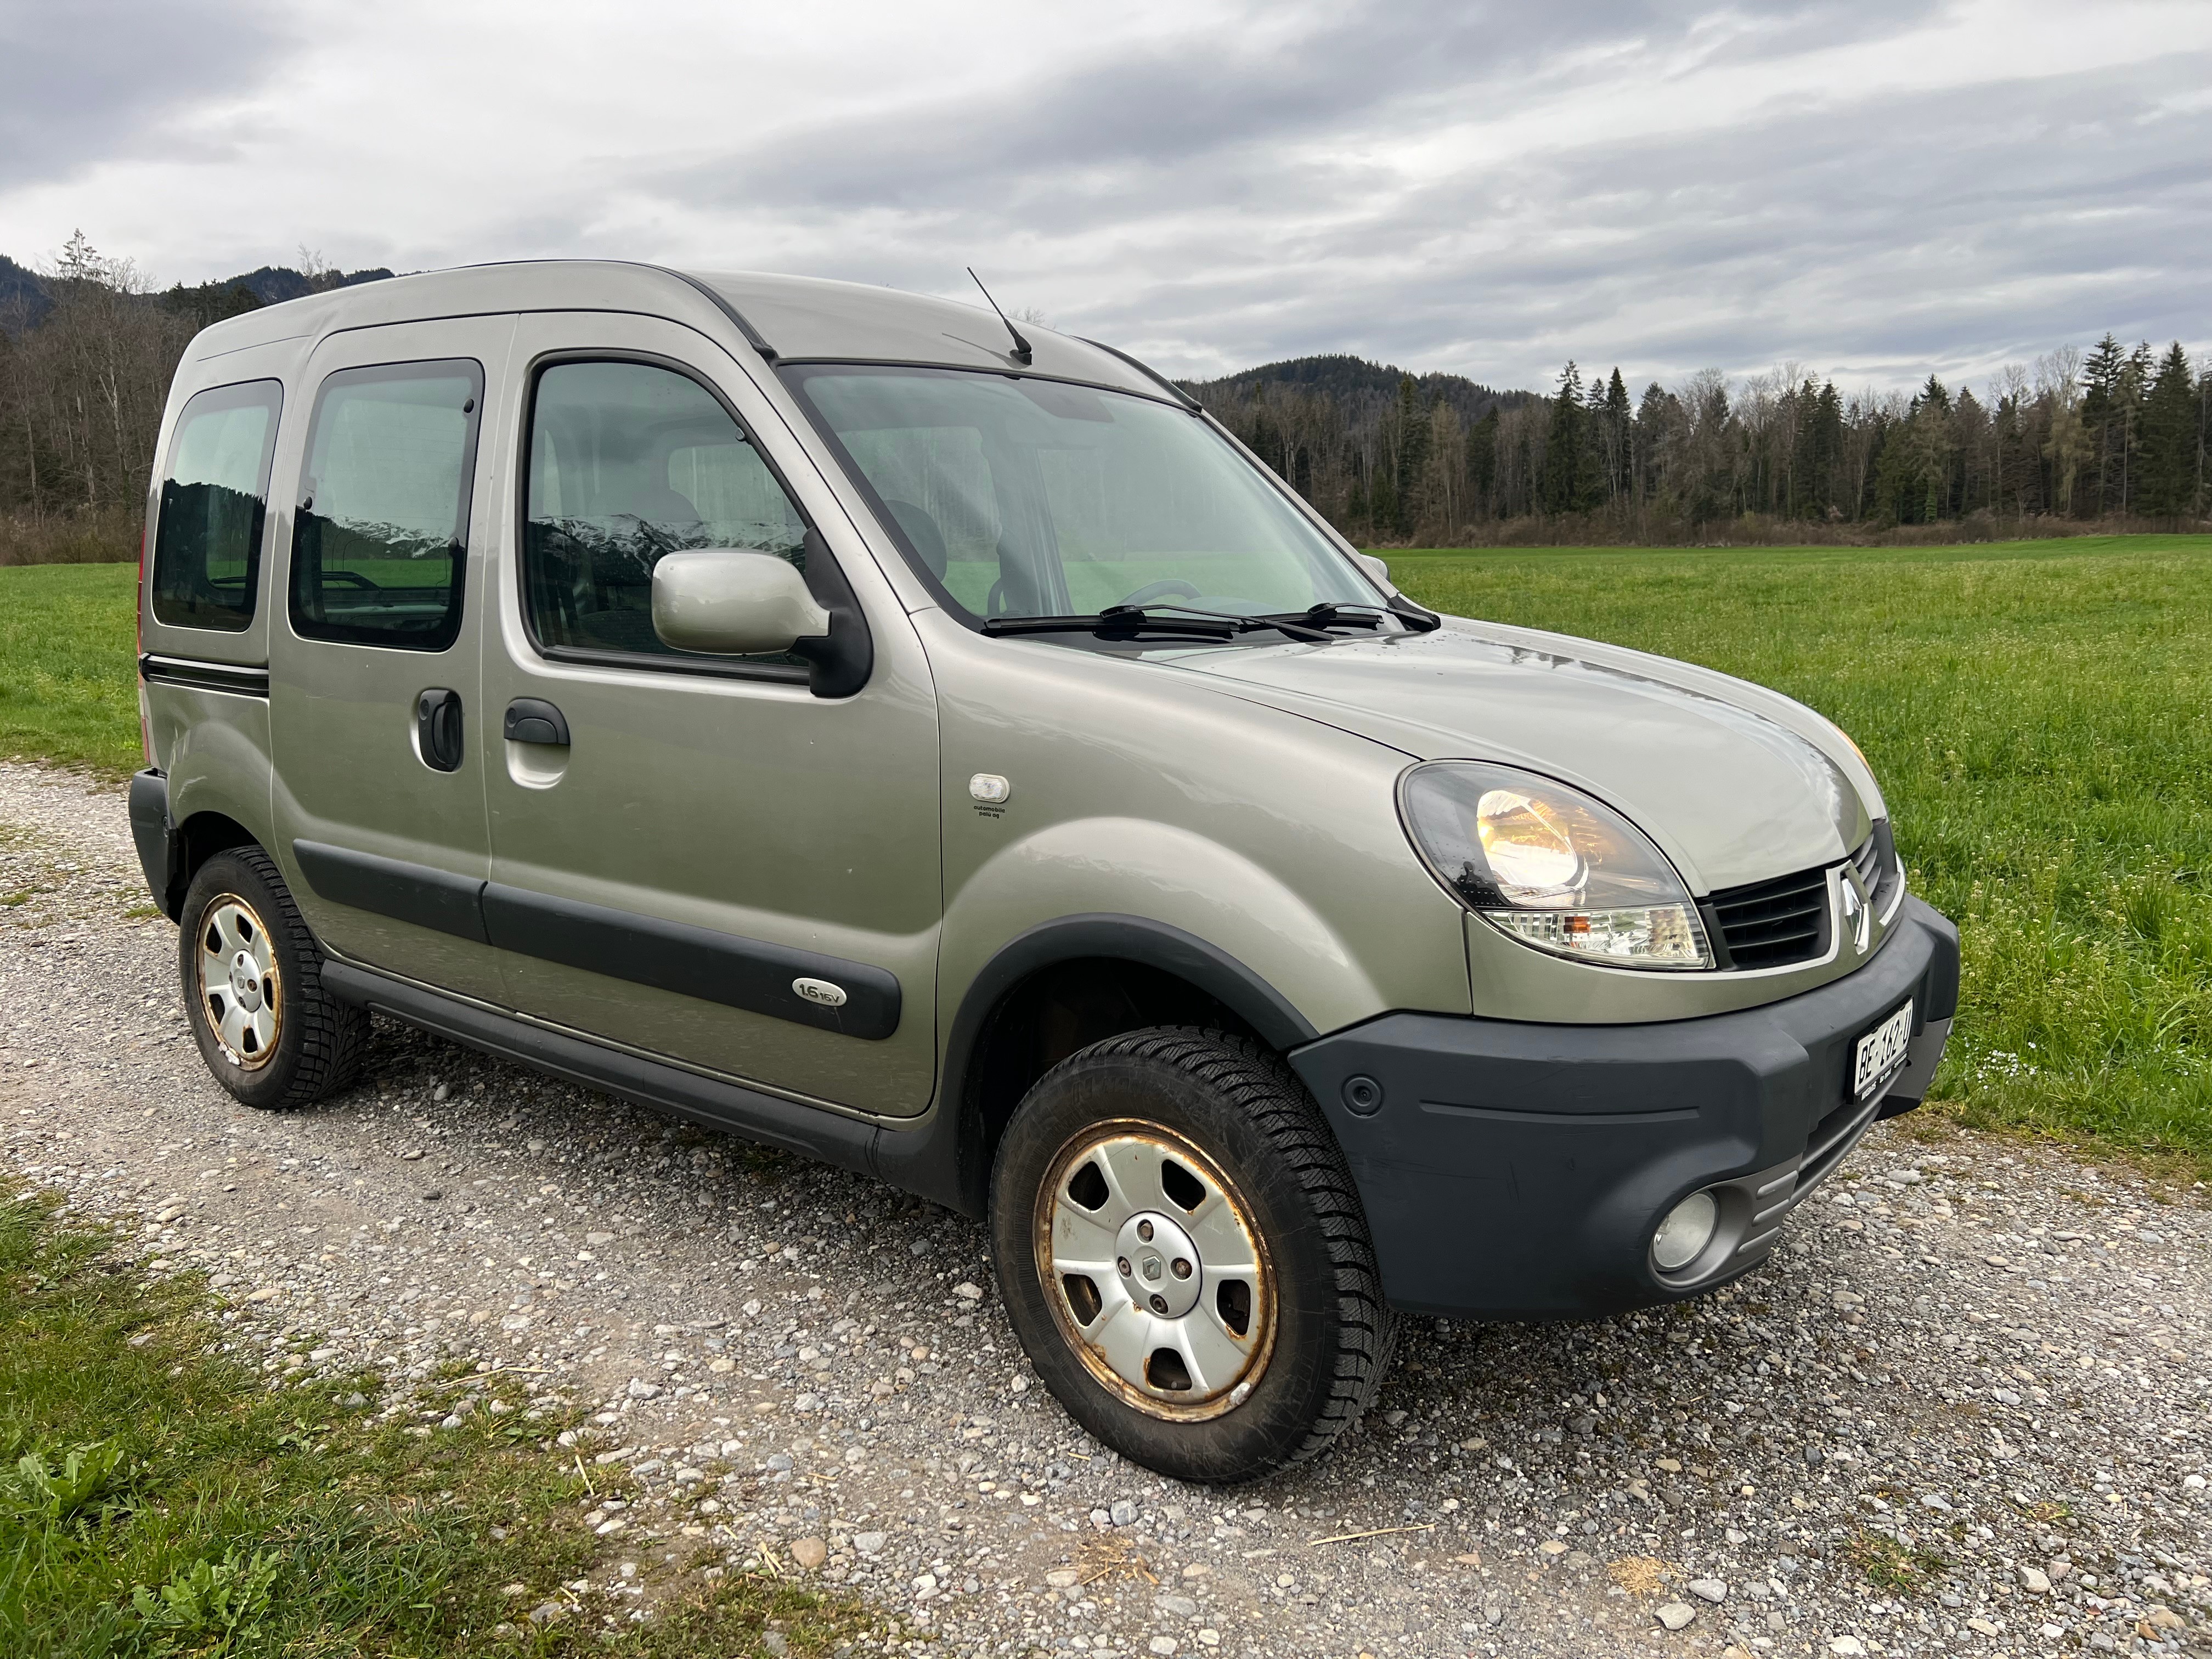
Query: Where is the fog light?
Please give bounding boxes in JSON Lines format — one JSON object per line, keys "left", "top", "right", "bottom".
{"left": 1652, "top": 1190, "right": 1719, "bottom": 1272}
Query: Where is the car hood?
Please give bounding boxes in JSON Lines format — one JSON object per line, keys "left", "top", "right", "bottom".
{"left": 1155, "top": 619, "right": 1876, "bottom": 895}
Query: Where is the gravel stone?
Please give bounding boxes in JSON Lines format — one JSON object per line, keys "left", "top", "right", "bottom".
{"left": 1654, "top": 1600, "right": 1696, "bottom": 1629}
{"left": 11, "top": 761, "right": 2212, "bottom": 1657}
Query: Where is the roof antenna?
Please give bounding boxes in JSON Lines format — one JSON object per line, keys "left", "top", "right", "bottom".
{"left": 967, "top": 267, "right": 1032, "bottom": 365}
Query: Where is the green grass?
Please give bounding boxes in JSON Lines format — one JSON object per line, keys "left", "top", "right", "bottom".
{"left": 0, "top": 1188, "right": 861, "bottom": 1656}
{"left": 0, "top": 563, "right": 143, "bottom": 776}
{"left": 1385, "top": 535, "right": 2212, "bottom": 1164}
{"left": 4, "top": 537, "right": 2210, "bottom": 1159}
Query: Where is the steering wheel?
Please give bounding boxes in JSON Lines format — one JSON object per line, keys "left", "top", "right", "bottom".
{"left": 1117, "top": 578, "right": 1203, "bottom": 607}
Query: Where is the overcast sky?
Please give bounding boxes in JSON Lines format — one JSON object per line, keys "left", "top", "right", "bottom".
{"left": 3, "top": 0, "right": 2206, "bottom": 392}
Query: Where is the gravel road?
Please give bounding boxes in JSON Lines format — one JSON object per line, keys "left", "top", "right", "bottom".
{"left": 5, "top": 759, "right": 2212, "bottom": 1659}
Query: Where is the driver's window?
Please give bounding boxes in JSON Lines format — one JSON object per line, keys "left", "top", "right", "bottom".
{"left": 522, "top": 359, "right": 808, "bottom": 664}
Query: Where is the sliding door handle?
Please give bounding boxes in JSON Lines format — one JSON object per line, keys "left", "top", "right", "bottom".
{"left": 416, "top": 689, "right": 464, "bottom": 772}
{"left": 503, "top": 698, "right": 571, "bottom": 746}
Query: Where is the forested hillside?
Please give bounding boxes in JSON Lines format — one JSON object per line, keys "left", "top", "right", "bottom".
{"left": 1194, "top": 346, "right": 2212, "bottom": 544}
{"left": 0, "top": 235, "right": 389, "bottom": 556}
{"left": 2, "top": 230, "right": 2205, "bottom": 560}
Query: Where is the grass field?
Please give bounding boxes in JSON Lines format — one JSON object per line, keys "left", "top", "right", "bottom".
{"left": 1386, "top": 535, "right": 2212, "bottom": 1163}
{"left": 2, "top": 537, "right": 2209, "bottom": 1162}
{"left": 0, "top": 1187, "right": 858, "bottom": 1656}
{"left": 0, "top": 563, "right": 142, "bottom": 775}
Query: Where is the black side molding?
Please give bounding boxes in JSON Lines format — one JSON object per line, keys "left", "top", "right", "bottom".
{"left": 481, "top": 883, "right": 900, "bottom": 1040}
{"left": 294, "top": 840, "right": 492, "bottom": 944}
{"left": 139, "top": 655, "right": 271, "bottom": 696}
{"left": 320, "top": 960, "right": 884, "bottom": 1178}
{"left": 289, "top": 840, "right": 899, "bottom": 1039}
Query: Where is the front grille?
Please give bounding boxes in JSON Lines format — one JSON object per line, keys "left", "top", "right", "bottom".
{"left": 1859, "top": 819, "right": 1902, "bottom": 912}
{"left": 1852, "top": 832, "right": 1882, "bottom": 891}
{"left": 1708, "top": 864, "right": 1831, "bottom": 969}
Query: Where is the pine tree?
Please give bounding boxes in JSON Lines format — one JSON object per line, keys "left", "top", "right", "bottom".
{"left": 2080, "top": 335, "right": 2127, "bottom": 514}
{"left": 2140, "top": 343, "right": 2198, "bottom": 516}
{"left": 1597, "top": 368, "right": 1632, "bottom": 509}
{"left": 1632, "top": 381, "right": 1671, "bottom": 508}
{"left": 1809, "top": 382, "right": 1844, "bottom": 517}
{"left": 1539, "top": 363, "right": 1587, "bottom": 515}
{"left": 55, "top": 229, "right": 106, "bottom": 284}
{"left": 2118, "top": 342, "right": 2153, "bottom": 514}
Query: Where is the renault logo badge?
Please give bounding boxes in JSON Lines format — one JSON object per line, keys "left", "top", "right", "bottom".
{"left": 1839, "top": 868, "right": 1873, "bottom": 956}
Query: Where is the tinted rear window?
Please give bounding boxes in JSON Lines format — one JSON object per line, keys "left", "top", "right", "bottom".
{"left": 290, "top": 360, "right": 482, "bottom": 651}
{"left": 149, "top": 380, "right": 283, "bottom": 631}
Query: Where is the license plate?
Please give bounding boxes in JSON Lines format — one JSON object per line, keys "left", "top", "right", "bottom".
{"left": 1853, "top": 1000, "right": 1914, "bottom": 1100}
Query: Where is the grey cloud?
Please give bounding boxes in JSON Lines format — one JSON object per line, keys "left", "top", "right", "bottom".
{"left": 648, "top": 0, "right": 1933, "bottom": 219}
{"left": 614, "top": 0, "right": 2193, "bottom": 393}
{"left": 0, "top": 0, "right": 298, "bottom": 194}
{"left": 734, "top": 47, "right": 2208, "bottom": 392}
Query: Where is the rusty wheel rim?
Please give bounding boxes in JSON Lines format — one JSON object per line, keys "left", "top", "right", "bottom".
{"left": 195, "top": 893, "right": 281, "bottom": 1070}
{"left": 1034, "top": 1120, "right": 1277, "bottom": 1422}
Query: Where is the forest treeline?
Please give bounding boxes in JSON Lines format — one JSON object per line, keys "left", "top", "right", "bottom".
{"left": 0, "top": 235, "right": 388, "bottom": 562}
{"left": 1191, "top": 340, "right": 2212, "bottom": 544}
{"left": 3, "top": 233, "right": 2207, "bottom": 560}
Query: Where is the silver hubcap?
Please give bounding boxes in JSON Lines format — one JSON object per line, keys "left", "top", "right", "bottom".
{"left": 1037, "top": 1125, "right": 1274, "bottom": 1420}
{"left": 196, "top": 896, "right": 281, "bottom": 1069}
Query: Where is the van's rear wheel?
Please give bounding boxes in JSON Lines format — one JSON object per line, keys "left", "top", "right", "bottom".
{"left": 992, "top": 1028, "right": 1396, "bottom": 1483}
{"left": 179, "top": 848, "right": 366, "bottom": 1111}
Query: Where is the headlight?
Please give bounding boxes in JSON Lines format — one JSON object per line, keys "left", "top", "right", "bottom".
{"left": 1398, "top": 761, "right": 1713, "bottom": 970}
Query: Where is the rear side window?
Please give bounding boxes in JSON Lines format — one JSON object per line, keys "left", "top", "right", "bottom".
{"left": 290, "top": 360, "right": 482, "bottom": 651}
{"left": 522, "top": 359, "right": 809, "bottom": 664}
{"left": 150, "top": 380, "right": 283, "bottom": 631}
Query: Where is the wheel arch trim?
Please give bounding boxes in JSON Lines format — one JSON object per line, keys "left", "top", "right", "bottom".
{"left": 881, "top": 915, "right": 1321, "bottom": 1217}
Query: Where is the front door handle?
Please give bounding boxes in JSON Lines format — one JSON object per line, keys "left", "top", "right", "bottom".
{"left": 416, "top": 689, "right": 464, "bottom": 772}
{"left": 503, "top": 698, "right": 571, "bottom": 746}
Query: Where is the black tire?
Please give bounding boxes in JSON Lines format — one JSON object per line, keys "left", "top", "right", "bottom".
{"left": 178, "top": 847, "right": 367, "bottom": 1111}
{"left": 991, "top": 1026, "right": 1397, "bottom": 1483}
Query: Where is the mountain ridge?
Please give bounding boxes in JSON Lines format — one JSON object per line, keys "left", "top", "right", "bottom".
{"left": 1184, "top": 352, "right": 1537, "bottom": 420}
{"left": 0, "top": 256, "right": 395, "bottom": 332}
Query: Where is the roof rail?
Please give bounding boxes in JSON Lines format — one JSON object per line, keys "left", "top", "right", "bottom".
{"left": 645, "top": 265, "right": 781, "bottom": 363}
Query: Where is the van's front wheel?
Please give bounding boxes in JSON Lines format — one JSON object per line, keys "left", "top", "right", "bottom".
{"left": 178, "top": 847, "right": 366, "bottom": 1111}
{"left": 992, "top": 1028, "right": 1395, "bottom": 1483}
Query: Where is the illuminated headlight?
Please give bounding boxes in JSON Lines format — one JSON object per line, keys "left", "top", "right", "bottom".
{"left": 1398, "top": 761, "right": 1713, "bottom": 970}
{"left": 1652, "top": 1190, "right": 1719, "bottom": 1273}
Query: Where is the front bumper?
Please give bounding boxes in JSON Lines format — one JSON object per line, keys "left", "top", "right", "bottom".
{"left": 1287, "top": 896, "right": 1959, "bottom": 1319}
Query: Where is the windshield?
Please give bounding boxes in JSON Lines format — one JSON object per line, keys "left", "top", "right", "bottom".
{"left": 785, "top": 365, "right": 1380, "bottom": 625}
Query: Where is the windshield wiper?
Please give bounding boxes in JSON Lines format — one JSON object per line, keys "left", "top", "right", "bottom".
{"left": 983, "top": 604, "right": 1335, "bottom": 644}
{"left": 1260, "top": 600, "right": 1443, "bottom": 634}
{"left": 982, "top": 610, "right": 1238, "bottom": 641}
{"left": 1101, "top": 603, "right": 1335, "bottom": 642}
{"left": 1256, "top": 603, "right": 1386, "bottom": 633}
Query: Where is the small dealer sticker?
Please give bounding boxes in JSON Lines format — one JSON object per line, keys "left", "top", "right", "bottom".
{"left": 1852, "top": 1000, "right": 1914, "bottom": 1100}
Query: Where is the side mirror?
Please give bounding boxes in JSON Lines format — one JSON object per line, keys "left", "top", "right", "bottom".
{"left": 651, "top": 550, "right": 830, "bottom": 656}
{"left": 1355, "top": 552, "right": 1397, "bottom": 594}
